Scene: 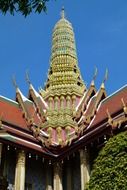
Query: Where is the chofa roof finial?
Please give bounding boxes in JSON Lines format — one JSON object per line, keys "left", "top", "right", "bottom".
{"left": 101, "top": 68, "right": 108, "bottom": 89}
{"left": 93, "top": 67, "right": 98, "bottom": 81}
{"left": 25, "top": 70, "right": 31, "bottom": 85}
{"left": 12, "top": 75, "right": 18, "bottom": 89}
{"left": 91, "top": 67, "right": 97, "bottom": 86}
{"left": 103, "top": 68, "right": 108, "bottom": 83}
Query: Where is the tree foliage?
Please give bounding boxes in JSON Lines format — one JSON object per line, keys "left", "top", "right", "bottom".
{"left": 86, "top": 131, "right": 127, "bottom": 190}
{"left": 0, "top": 0, "right": 49, "bottom": 16}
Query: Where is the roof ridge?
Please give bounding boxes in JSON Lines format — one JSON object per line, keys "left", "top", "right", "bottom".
{"left": 102, "top": 84, "right": 127, "bottom": 104}
{"left": 0, "top": 95, "right": 18, "bottom": 105}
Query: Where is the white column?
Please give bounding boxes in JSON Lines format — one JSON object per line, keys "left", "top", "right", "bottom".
{"left": 80, "top": 149, "right": 90, "bottom": 190}
{"left": 14, "top": 150, "right": 25, "bottom": 190}
{"left": 46, "top": 165, "right": 53, "bottom": 190}
{"left": 53, "top": 163, "right": 63, "bottom": 190}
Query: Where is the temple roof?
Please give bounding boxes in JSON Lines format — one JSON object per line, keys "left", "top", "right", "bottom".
{"left": 0, "top": 84, "right": 127, "bottom": 159}
{"left": 0, "top": 86, "right": 127, "bottom": 157}
{"left": 0, "top": 9, "right": 127, "bottom": 160}
{"left": 90, "top": 85, "right": 127, "bottom": 128}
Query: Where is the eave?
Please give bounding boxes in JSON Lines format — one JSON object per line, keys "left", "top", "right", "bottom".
{"left": 0, "top": 85, "right": 126, "bottom": 161}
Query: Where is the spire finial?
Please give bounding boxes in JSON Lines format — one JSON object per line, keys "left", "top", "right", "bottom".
{"left": 61, "top": 6, "right": 65, "bottom": 19}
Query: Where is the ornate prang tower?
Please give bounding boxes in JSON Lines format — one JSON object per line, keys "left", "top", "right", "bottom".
{"left": 0, "top": 7, "right": 127, "bottom": 190}
{"left": 39, "top": 8, "right": 86, "bottom": 147}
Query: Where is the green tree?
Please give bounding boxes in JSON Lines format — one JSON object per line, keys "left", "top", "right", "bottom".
{"left": 86, "top": 131, "right": 127, "bottom": 190}
{"left": 0, "top": 0, "right": 50, "bottom": 16}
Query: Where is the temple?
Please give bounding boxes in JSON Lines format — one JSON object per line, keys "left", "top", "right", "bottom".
{"left": 0, "top": 8, "right": 127, "bottom": 190}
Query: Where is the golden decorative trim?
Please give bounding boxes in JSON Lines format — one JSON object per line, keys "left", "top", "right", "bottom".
{"left": 121, "top": 98, "right": 127, "bottom": 115}
{"left": 107, "top": 108, "right": 127, "bottom": 128}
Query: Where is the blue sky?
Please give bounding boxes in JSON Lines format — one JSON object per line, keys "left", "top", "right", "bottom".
{"left": 0, "top": 0, "right": 127, "bottom": 99}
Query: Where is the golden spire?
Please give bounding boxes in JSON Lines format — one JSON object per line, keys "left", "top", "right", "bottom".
{"left": 51, "top": 8, "right": 77, "bottom": 60}
{"left": 41, "top": 9, "right": 86, "bottom": 98}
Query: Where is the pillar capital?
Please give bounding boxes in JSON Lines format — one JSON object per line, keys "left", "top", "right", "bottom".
{"left": 17, "top": 150, "right": 25, "bottom": 166}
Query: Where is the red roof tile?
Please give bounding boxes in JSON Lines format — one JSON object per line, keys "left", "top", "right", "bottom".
{"left": 90, "top": 85, "right": 127, "bottom": 127}
{"left": 0, "top": 96, "right": 28, "bottom": 131}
